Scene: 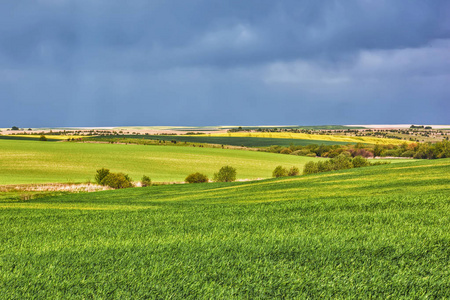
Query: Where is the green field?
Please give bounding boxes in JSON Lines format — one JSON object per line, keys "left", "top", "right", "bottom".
{"left": 1, "top": 159, "right": 449, "bottom": 298}
{"left": 0, "top": 140, "right": 325, "bottom": 184}
{"left": 90, "top": 134, "right": 352, "bottom": 147}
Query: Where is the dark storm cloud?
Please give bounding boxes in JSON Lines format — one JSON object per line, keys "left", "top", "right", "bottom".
{"left": 0, "top": 0, "right": 449, "bottom": 126}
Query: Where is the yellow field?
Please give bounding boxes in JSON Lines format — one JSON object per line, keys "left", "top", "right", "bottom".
{"left": 210, "top": 132, "right": 413, "bottom": 145}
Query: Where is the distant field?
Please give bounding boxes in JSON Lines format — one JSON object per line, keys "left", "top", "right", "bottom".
{"left": 0, "top": 140, "right": 325, "bottom": 184}
{"left": 0, "top": 135, "right": 81, "bottom": 141}
{"left": 1, "top": 159, "right": 449, "bottom": 298}
{"left": 211, "top": 132, "right": 412, "bottom": 145}
{"left": 91, "top": 134, "right": 352, "bottom": 147}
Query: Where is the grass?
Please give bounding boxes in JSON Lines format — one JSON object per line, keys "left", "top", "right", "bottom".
{"left": 0, "top": 135, "right": 84, "bottom": 141}
{"left": 90, "top": 134, "right": 352, "bottom": 147}
{"left": 0, "top": 139, "right": 326, "bottom": 185}
{"left": 0, "top": 159, "right": 449, "bottom": 298}
{"left": 211, "top": 132, "right": 413, "bottom": 145}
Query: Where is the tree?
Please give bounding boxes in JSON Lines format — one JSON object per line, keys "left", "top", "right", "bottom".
{"left": 288, "top": 166, "right": 300, "bottom": 176}
{"left": 39, "top": 135, "right": 47, "bottom": 141}
{"left": 141, "top": 175, "right": 151, "bottom": 187}
{"left": 303, "top": 161, "right": 319, "bottom": 175}
{"left": 95, "top": 168, "right": 110, "bottom": 184}
{"left": 213, "top": 166, "right": 237, "bottom": 182}
{"left": 352, "top": 156, "right": 369, "bottom": 168}
{"left": 272, "top": 166, "right": 288, "bottom": 178}
{"left": 11, "top": 126, "right": 19, "bottom": 130}
{"left": 373, "top": 144, "right": 383, "bottom": 157}
{"left": 330, "top": 153, "right": 353, "bottom": 170}
{"left": 185, "top": 173, "right": 209, "bottom": 183}
{"left": 101, "top": 172, "right": 133, "bottom": 189}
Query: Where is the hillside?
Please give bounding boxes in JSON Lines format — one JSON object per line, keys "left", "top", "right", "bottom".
{"left": 0, "top": 139, "right": 325, "bottom": 184}
{"left": 1, "top": 159, "right": 449, "bottom": 298}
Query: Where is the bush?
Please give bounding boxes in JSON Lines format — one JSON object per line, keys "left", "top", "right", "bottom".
{"left": 213, "top": 166, "right": 236, "bottom": 182}
{"left": 291, "top": 149, "right": 312, "bottom": 156}
{"left": 272, "top": 166, "right": 288, "bottom": 178}
{"left": 288, "top": 166, "right": 299, "bottom": 176}
{"left": 330, "top": 153, "right": 353, "bottom": 170}
{"left": 39, "top": 135, "right": 47, "bottom": 141}
{"left": 101, "top": 172, "right": 133, "bottom": 189}
{"left": 317, "top": 161, "right": 333, "bottom": 172}
{"left": 401, "top": 150, "right": 415, "bottom": 157}
{"left": 185, "top": 173, "right": 209, "bottom": 183}
{"left": 11, "top": 126, "right": 19, "bottom": 130}
{"left": 280, "top": 148, "right": 292, "bottom": 154}
{"left": 303, "top": 161, "right": 319, "bottom": 175}
{"left": 95, "top": 168, "right": 110, "bottom": 184}
{"left": 141, "top": 175, "right": 151, "bottom": 187}
{"left": 352, "top": 156, "right": 369, "bottom": 168}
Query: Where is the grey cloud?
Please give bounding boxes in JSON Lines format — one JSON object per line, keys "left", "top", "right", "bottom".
{"left": 0, "top": 1, "right": 449, "bottom": 127}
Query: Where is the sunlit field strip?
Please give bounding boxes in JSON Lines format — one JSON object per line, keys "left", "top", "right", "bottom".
{"left": 211, "top": 132, "right": 413, "bottom": 145}
{"left": 0, "top": 139, "right": 325, "bottom": 184}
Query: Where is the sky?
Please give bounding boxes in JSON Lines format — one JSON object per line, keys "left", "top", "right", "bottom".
{"left": 1, "top": 0, "right": 449, "bottom": 127}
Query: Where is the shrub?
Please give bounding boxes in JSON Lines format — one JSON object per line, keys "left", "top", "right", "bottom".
{"left": 39, "top": 135, "right": 47, "bottom": 141}
{"left": 303, "top": 161, "right": 319, "bottom": 175}
{"left": 141, "top": 175, "right": 151, "bottom": 187}
{"left": 101, "top": 172, "right": 133, "bottom": 189}
{"left": 317, "top": 161, "right": 333, "bottom": 172}
{"left": 185, "top": 173, "right": 209, "bottom": 183}
{"left": 352, "top": 156, "right": 369, "bottom": 168}
{"left": 95, "top": 168, "right": 110, "bottom": 184}
{"left": 330, "top": 153, "right": 353, "bottom": 170}
{"left": 288, "top": 166, "right": 300, "bottom": 176}
{"left": 280, "top": 148, "right": 292, "bottom": 154}
{"left": 11, "top": 126, "right": 19, "bottom": 130}
{"left": 272, "top": 166, "right": 288, "bottom": 178}
{"left": 213, "top": 166, "right": 236, "bottom": 182}
{"left": 291, "top": 149, "right": 311, "bottom": 156}
{"left": 401, "top": 150, "right": 415, "bottom": 157}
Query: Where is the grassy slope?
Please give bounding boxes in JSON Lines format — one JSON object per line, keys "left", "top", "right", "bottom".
{"left": 1, "top": 159, "right": 449, "bottom": 298}
{"left": 0, "top": 140, "right": 325, "bottom": 184}
{"left": 212, "top": 132, "right": 412, "bottom": 145}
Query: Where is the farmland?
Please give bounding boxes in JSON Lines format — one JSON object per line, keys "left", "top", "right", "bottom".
{"left": 87, "top": 134, "right": 352, "bottom": 147}
{"left": 211, "top": 131, "right": 414, "bottom": 145}
{"left": 1, "top": 159, "right": 449, "bottom": 298}
{"left": 0, "top": 139, "right": 325, "bottom": 185}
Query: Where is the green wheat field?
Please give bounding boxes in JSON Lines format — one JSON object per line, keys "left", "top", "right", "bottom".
{"left": 1, "top": 158, "right": 449, "bottom": 298}
{"left": 0, "top": 139, "right": 325, "bottom": 184}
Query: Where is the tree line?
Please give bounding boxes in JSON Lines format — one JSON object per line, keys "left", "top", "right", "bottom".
{"left": 264, "top": 140, "right": 450, "bottom": 159}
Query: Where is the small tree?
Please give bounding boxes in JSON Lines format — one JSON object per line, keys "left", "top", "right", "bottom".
{"left": 213, "top": 166, "right": 237, "bottom": 182}
{"left": 288, "top": 166, "right": 300, "bottom": 176}
{"left": 352, "top": 156, "right": 369, "bottom": 168}
{"left": 330, "top": 153, "right": 353, "bottom": 170}
{"left": 272, "top": 166, "right": 288, "bottom": 178}
{"left": 303, "top": 161, "right": 319, "bottom": 175}
{"left": 185, "top": 173, "right": 209, "bottom": 183}
{"left": 39, "top": 135, "right": 47, "bottom": 141}
{"left": 317, "top": 161, "right": 333, "bottom": 172}
{"left": 95, "top": 168, "right": 110, "bottom": 184}
{"left": 11, "top": 126, "right": 19, "bottom": 131}
{"left": 101, "top": 172, "right": 133, "bottom": 189}
{"left": 141, "top": 175, "right": 151, "bottom": 187}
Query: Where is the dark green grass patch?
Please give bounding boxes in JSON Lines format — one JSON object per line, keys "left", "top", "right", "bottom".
{"left": 95, "top": 134, "right": 351, "bottom": 147}
{"left": 1, "top": 159, "right": 449, "bottom": 298}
